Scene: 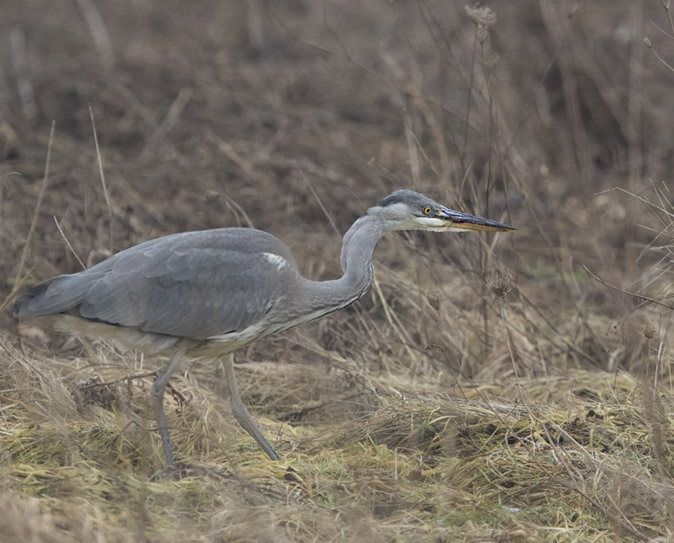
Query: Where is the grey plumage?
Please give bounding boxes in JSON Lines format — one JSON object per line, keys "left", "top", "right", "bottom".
{"left": 14, "top": 229, "right": 296, "bottom": 340}
{"left": 375, "top": 189, "right": 429, "bottom": 208}
{"left": 13, "top": 190, "right": 515, "bottom": 463}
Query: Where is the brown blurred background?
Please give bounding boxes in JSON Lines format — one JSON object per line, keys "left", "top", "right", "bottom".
{"left": 3, "top": 3, "right": 674, "bottom": 541}
{"left": 1, "top": 0, "right": 672, "bottom": 380}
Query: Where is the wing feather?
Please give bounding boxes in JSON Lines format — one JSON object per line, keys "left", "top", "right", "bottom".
{"left": 14, "top": 228, "right": 297, "bottom": 340}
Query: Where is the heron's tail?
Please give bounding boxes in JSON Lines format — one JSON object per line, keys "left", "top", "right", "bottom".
{"left": 13, "top": 275, "right": 90, "bottom": 318}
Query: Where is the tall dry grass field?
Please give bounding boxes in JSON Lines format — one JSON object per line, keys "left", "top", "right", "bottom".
{"left": 1, "top": 1, "right": 673, "bottom": 541}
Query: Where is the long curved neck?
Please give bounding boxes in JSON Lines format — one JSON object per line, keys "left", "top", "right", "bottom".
{"left": 296, "top": 214, "right": 387, "bottom": 315}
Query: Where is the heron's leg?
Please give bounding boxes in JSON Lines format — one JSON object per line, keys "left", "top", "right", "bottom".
{"left": 151, "top": 349, "right": 184, "bottom": 464}
{"left": 223, "top": 353, "right": 280, "bottom": 461}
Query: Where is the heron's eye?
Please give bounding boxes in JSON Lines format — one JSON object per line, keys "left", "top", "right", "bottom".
{"left": 423, "top": 206, "right": 432, "bottom": 215}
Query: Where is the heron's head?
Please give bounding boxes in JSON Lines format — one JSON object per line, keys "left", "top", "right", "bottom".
{"left": 368, "top": 190, "right": 516, "bottom": 233}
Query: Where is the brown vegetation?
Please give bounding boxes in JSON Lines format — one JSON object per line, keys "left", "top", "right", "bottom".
{"left": 1, "top": 1, "right": 673, "bottom": 541}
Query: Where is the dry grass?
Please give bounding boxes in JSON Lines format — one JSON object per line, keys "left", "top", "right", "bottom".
{"left": 2, "top": 1, "right": 674, "bottom": 541}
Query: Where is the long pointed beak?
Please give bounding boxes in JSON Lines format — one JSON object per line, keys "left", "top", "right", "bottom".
{"left": 437, "top": 208, "right": 516, "bottom": 232}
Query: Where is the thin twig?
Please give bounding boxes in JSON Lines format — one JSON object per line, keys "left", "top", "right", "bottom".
{"left": 659, "top": 0, "right": 674, "bottom": 36}
{"left": 75, "top": 0, "right": 114, "bottom": 68}
{"left": 89, "top": 105, "right": 113, "bottom": 253}
{"left": 271, "top": 9, "right": 466, "bottom": 124}
{"left": 583, "top": 265, "right": 674, "bottom": 310}
{"left": 301, "top": 171, "right": 341, "bottom": 237}
{"left": 322, "top": 0, "right": 351, "bottom": 60}
{"left": 648, "top": 19, "right": 674, "bottom": 41}
{"left": 1, "top": 122, "right": 55, "bottom": 312}
{"left": 9, "top": 26, "right": 36, "bottom": 119}
{"left": 53, "top": 215, "right": 86, "bottom": 271}
{"left": 79, "top": 371, "right": 158, "bottom": 389}
{"left": 644, "top": 36, "right": 674, "bottom": 74}
{"left": 140, "top": 87, "right": 192, "bottom": 161}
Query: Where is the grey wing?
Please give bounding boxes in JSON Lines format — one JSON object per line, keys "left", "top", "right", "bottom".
{"left": 14, "top": 229, "right": 297, "bottom": 340}
{"left": 81, "top": 248, "right": 289, "bottom": 339}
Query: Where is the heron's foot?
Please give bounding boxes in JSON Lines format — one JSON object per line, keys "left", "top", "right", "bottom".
{"left": 152, "top": 390, "right": 176, "bottom": 464}
{"left": 231, "top": 398, "right": 280, "bottom": 460}
{"left": 223, "top": 354, "right": 281, "bottom": 461}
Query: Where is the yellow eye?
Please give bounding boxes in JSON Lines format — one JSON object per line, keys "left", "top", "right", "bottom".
{"left": 423, "top": 206, "right": 432, "bottom": 215}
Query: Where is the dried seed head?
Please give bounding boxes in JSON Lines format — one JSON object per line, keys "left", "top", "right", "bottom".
{"left": 487, "top": 271, "right": 512, "bottom": 300}
{"left": 565, "top": 1, "right": 581, "bottom": 18}
{"left": 71, "top": 376, "right": 118, "bottom": 411}
{"left": 426, "top": 290, "right": 442, "bottom": 311}
{"left": 465, "top": 4, "right": 497, "bottom": 28}
{"left": 465, "top": 5, "right": 497, "bottom": 44}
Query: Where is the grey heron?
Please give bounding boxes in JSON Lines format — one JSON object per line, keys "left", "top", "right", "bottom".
{"left": 13, "top": 190, "right": 515, "bottom": 463}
